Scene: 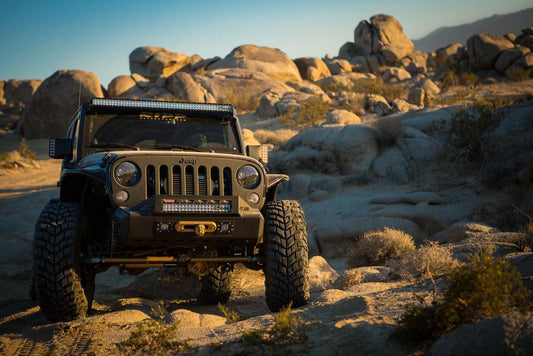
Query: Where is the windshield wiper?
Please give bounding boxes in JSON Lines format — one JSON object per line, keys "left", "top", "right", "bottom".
{"left": 149, "top": 144, "right": 202, "bottom": 152}
{"left": 89, "top": 143, "right": 140, "bottom": 150}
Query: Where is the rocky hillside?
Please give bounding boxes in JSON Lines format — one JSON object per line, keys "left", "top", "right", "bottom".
{"left": 1, "top": 12, "right": 533, "bottom": 356}
{"left": 413, "top": 7, "right": 533, "bottom": 51}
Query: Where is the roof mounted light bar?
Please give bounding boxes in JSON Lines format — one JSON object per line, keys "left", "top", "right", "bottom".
{"left": 90, "top": 98, "right": 233, "bottom": 113}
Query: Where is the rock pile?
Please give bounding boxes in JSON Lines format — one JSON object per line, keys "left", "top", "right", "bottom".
{"left": 338, "top": 14, "right": 427, "bottom": 80}
{"left": 0, "top": 79, "right": 41, "bottom": 134}
{"left": 435, "top": 27, "right": 533, "bottom": 78}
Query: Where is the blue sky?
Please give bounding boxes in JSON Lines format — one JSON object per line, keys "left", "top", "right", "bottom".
{"left": 0, "top": 0, "right": 531, "bottom": 86}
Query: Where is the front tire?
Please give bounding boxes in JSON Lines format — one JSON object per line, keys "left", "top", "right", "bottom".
{"left": 33, "top": 202, "right": 92, "bottom": 322}
{"left": 197, "top": 264, "right": 233, "bottom": 304}
{"left": 264, "top": 200, "right": 309, "bottom": 312}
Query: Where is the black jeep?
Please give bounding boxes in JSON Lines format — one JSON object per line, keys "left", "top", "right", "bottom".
{"left": 33, "top": 98, "right": 309, "bottom": 322}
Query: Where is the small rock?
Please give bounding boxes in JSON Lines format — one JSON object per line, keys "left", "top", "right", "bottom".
{"left": 309, "top": 256, "right": 340, "bottom": 292}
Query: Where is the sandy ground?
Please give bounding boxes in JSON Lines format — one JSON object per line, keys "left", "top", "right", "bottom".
{"left": 0, "top": 89, "right": 531, "bottom": 354}
{"left": 0, "top": 138, "right": 421, "bottom": 355}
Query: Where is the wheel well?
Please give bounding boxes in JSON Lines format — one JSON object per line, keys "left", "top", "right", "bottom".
{"left": 60, "top": 175, "right": 111, "bottom": 251}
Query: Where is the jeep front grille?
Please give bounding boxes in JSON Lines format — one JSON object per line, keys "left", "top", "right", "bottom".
{"left": 146, "top": 164, "right": 233, "bottom": 198}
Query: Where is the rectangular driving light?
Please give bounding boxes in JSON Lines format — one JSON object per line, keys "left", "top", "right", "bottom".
{"left": 162, "top": 202, "right": 232, "bottom": 213}
{"left": 90, "top": 98, "right": 233, "bottom": 113}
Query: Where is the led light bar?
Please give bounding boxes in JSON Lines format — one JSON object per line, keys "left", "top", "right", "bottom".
{"left": 91, "top": 98, "right": 233, "bottom": 113}
{"left": 162, "top": 202, "right": 232, "bottom": 213}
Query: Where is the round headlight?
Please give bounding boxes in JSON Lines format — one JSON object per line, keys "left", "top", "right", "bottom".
{"left": 237, "top": 165, "right": 260, "bottom": 189}
{"left": 114, "top": 162, "right": 140, "bottom": 186}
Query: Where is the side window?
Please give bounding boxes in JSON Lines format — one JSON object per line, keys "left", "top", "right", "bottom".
{"left": 71, "top": 119, "right": 80, "bottom": 161}
{"left": 65, "top": 110, "right": 80, "bottom": 162}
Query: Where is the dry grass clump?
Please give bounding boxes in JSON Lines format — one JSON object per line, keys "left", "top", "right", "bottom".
{"left": 118, "top": 320, "right": 188, "bottom": 355}
{"left": 388, "top": 241, "right": 457, "bottom": 279}
{"left": 374, "top": 117, "right": 406, "bottom": 147}
{"left": 506, "top": 67, "right": 530, "bottom": 82}
{"left": 217, "top": 91, "right": 260, "bottom": 114}
{"left": 242, "top": 302, "right": 307, "bottom": 347}
{"left": 347, "top": 227, "right": 416, "bottom": 268}
{"left": 394, "top": 255, "right": 532, "bottom": 347}
{"left": 352, "top": 78, "right": 407, "bottom": 102}
{"left": 253, "top": 129, "right": 298, "bottom": 146}
{"left": 0, "top": 138, "right": 37, "bottom": 169}
{"left": 337, "top": 268, "right": 364, "bottom": 290}
{"left": 441, "top": 69, "right": 479, "bottom": 88}
{"left": 276, "top": 97, "right": 329, "bottom": 129}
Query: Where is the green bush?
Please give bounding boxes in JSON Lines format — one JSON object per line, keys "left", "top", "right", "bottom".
{"left": 242, "top": 302, "right": 307, "bottom": 347}
{"left": 428, "top": 103, "right": 500, "bottom": 166}
{"left": 119, "top": 320, "right": 188, "bottom": 355}
{"left": 218, "top": 303, "right": 240, "bottom": 324}
{"left": 395, "top": 255, "right": 532, "bottom": 346}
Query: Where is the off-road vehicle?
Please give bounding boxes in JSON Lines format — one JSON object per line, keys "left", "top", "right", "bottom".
{"left": 33, "top": 98, "right": 309, "bottom": 322}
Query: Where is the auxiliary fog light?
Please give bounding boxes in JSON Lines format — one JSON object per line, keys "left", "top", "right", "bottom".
{"left": 115, "top": 190, "right": 129, "bottom": 203}
{"left": 247, "top": 192, "right": 260, "bottom": 205}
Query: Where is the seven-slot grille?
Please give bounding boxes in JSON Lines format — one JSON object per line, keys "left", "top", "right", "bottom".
{"left": 146, "top": 164, "right": 232, "bottom": 198}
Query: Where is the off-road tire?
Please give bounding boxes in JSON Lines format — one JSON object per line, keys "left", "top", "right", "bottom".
{"left": 197, "top": 265, "right": 233, "bottom": 304}
{"left": 33, "top": 202, "right": 92, "bottom": 321}
{"left": 264, "top": 200, "right": 309, "bottom": 312}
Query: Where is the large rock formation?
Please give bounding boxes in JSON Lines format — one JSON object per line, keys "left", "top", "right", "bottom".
{"left": 209, "top": 44, "right": 302, "bottom": 82}
{"left": 166, "top": 72, "right": 216, "bottom": 103}
{"left": 194, "top": 68, "right": 294, "bottom": 105}
{"left": 3, "top": 79, "right": 42, "bottom": 106}
{"left": 353, "top": 14, "right": 414, "bottom": 65}
{"left": 20, "top": 70, "right": 103, "bottom": 138}
{"left": 107, "top": 75, "right": 143, "bottom": 98}
{"left": 293, "top": 57, "right": 331, "bottom": 82}
{"left": 129, "top": 46, "right": 190, "bottom": 81}
{"left": 466, "top": 33, "right": 514, "bottom": 70}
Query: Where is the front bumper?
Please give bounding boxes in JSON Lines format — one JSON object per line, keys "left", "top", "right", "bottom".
{"left": 111, "top": 196, "right": 264, "bottom": 250}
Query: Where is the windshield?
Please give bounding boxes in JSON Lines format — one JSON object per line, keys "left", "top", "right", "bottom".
{"left": 83, "top": 113, "right": 241, "bottom": 155}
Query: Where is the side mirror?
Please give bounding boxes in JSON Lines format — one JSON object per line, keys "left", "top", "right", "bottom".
{"left": 49, "top": 138, "right": 73, "bottom": 159}
{"left": 246, "top": 144, "right": 271, "bottom": 164}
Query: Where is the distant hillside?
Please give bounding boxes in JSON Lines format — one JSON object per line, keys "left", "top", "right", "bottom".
{"left": 413, "top": 7, "right": 533, "bottom": 52}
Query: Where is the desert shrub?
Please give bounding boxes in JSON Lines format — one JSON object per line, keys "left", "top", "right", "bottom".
{"left": 506, "top": 67, "right": 530, "bottom": 82}
{"left": 352, "top": 78, "right": 407, "bottom": 102}
{"left": 388, "top": 241, "right": 457, "bottom": 279}
{"left": 218, "top": 303, "right": 240, "bottom": 324}
{"left": 119, "top": 320, "right": 188, "bottom": 355}
{"left": 276, "top": 97, "right": 329, "bottom": 129}
{"left": 337, "top": 268, "right": 363, "bottom": 290}
{"left": 340, "top": 95, "right": 366, "bottom": 115}
{"left": 19, "top": 139, "right": 36, "bottom": 159}
{"left": 242, "top": 302, "right": 307, "bottom": 347}
{"left": 0, "top": 138, "right": 37, "bottom": 169}
{"left": 374, "top": 117, "right": 406, "bottom": 147}
{"left": 428, "top": 103, "right": 499, "bottom": 166}
{"left": 441, "top": 69, "right": 459, "bottom": 88}
{"left": 457, "top": 72, "right": 479, "bottom": 87}
{"left": 441, "top": 68, "right": 479, "bottom": 89}
{"left": 347, "top": 227, "right": 415, "bottom": 267}
{"left": 395, "top": 255, "right": 532, "bottom": 346}
{"left": 320, "top": 81, "right": 352, "bottom": 93}
{"left": 218, "top": 91, "right": 260, "bottom": 114}
{"left": 253, "top": 129, "right": 298, "bottom": 146}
